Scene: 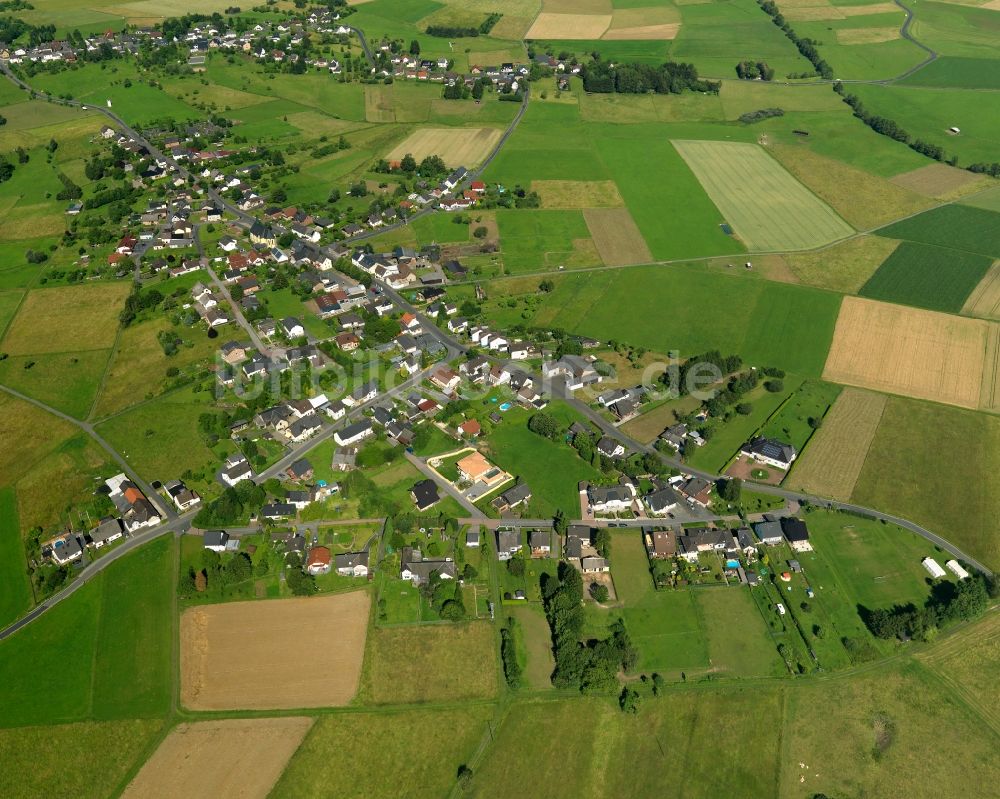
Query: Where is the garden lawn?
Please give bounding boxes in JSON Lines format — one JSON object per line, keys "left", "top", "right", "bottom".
{"left": 482, "top": 403, "right": 603, "bottom": 518}
{"left": 859, "top": 241, "right": 994, "bottom": 312}
{"left": 759, "top": 380, "right": 842, "bottom": 454}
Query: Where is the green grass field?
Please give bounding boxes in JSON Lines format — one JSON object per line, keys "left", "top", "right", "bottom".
{"left": 849, "top": 83, "right": 1000, "bottom": 165}
{"left": 498, "top": 263, "right": 841, "bottom": 377}
{"left": 496, "top": 209, "right": 601, "bottom": 272}
{"left": 673, "top": 140, "right": 855, "bottom": 251}
{"left": 0, "top": 349, "right": 111, "bottom": 419}
{"left": 0, "top": 489, "right": 31, "bottom": 629}
{"left": 359, "top": 621, "right": 499, "bottom": 705}
{"left": 0, "top": 537, "right": 173, "bottom": 727}
{"left": 693, "top": 586, "right": 785, "bottom": 677}
{"left": 877, "top": 204, "right": 1000, "bottom": 259}
{"left": 759, "top": 379, "right": 842, "bottom": 454}
{"left": 509, "top": 603, "right": 556, "bottom": 689}
{"left": 0, "top": 718, "right": 163, "bottom": 799}
{"left": 901, "top": 56, "right": 1000, "bottom": 89}
{"left": 482, "top": 403, "right": 604, "bottom": 518}
{"left": 858, "top": 241, "right": 994, "bottom": 312}
{"left": 272, "top": 705, "right": 494, "bottom": 799}
{"left": 851, "top": 396, "right": 1000, "bottom": 570}
{"left": 96, "top": 385, "right": 235, "bottom": 495}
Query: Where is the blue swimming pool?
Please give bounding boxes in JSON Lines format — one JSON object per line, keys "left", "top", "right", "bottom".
{"left": 725, "top": 559, "right": 740, "bottom": 569}
{"left": 498, "top": 402, "right": 512, "bottom": 411}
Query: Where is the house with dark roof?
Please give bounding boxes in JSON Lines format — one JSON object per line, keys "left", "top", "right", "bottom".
{"left": 586, "top": 481, "right": 636, "bottom": 514}
{"left": 88, "top": 517, "right": 123, "bottom": 549}
{"left": 492, "top": 483, "right": 532, "bottom": 513}
{"left": 496, "top": 529, "right": 522, "bottom": 561}
{"left": 740, "top": 437, "right": 797, "bottom": 471}
{"left": 644, "top": 487, "right": 680, "bottom": 516}
{"left": 528, "top": 529, "right": 551, "bottom": 557}
{"left": 753, "top": 520, "right": 784, "bottom": 546}
{"left": 410, "top": 478, "right": 440, "bottom": 511}
{"left": 781, "top": 517, "right": 812, "bottom": 552}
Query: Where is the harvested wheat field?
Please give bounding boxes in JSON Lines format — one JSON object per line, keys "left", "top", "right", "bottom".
{"left": 836, "top": 26, "right": 900, "bottom": 44}
{"left": 963, "top": 261, "right": 1000, "bottom": 320}
{"left": 386, "top": 127, "right": 502, "bottom": 168}
{"left": 525, "top": 12, "right": 612, "bottom": 38}
{"left": 603, "top": 22, "right": 680, "bottom": 39}
{"left": 180, "top": 591, "right": 370, "bottom": 711}
{"left": 981, "top": 325, "right": 1000, "bottom": 410}
{"left": 584, "top": 208, "right": 653, "bottom": 266}
{"left": 533, "top": 179, "right": 624, "bottom": 209}
{"left": 890, "top": 163, "right": 989, "bottom": 199}
{"left": 121, "top": 718, "right": 313, "bottom": 799}
{"left": 789, "top": 388, "right": 887, "bottom": 500}
{"left": 784, "top": 4, "right": 847, "bottom": 20}
{"left": 823, "top": 296, "right": 990, "bottom": 409}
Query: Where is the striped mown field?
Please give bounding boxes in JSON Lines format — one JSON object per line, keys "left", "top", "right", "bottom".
{"left": 672, "top": 140, "right": 854, "bottom": 251}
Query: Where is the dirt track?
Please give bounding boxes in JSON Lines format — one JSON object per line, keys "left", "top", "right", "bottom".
{"left": 180, "top": 591, "right": 370, "bottom": 711}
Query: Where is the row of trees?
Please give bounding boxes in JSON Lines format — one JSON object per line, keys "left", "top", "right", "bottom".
{"left": 834, "top": 84, "right": 955, "bottom": 164}
{"left": 757, "top": 0, "right": 833, "bottom": 79}
{"left": 739, "top": 107, "right": 784, "bottom": 124}
{"left": 581, "top": 59, "right": 720, "bottom": 95}
{"left": 543, "top": 563, "right": 637, "bottom": 692}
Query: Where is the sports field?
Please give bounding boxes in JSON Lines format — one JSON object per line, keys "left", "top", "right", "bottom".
{"left": 672, "top": 140, "right": 854, "bottom": 251}
{"left": 788, "top": 388, "right": 887, "bottom": 500}
{"left": 180, "top": 592, "right": 370, "bottom": 710}
{"left": 583, "top": 207, "right": 654, "bottom": 265}
{"left": 385, "top": 126, "right": 503, "bottom": 167}
{"left": 122, "top": 718, "right": 313, "bottom": 799}
{"left": 859, "top": 241, "right": 994, "bottom": 313}
{"left": 822, "top": 296, "right": 991, "bottom": 409}
{"left": 963, "top": 261, "right": 1000, "bottom": 320}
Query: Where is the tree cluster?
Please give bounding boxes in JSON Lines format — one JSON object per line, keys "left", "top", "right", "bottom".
{"left": 542, "top": 562, "right": 638, "bottom": 692}
{"left": 500, "top": 617, "right": 522, "bottom": 688}
{"left": 580, "top": 59, "right": 720, "bottom": 95}
{"left": 426, "top": 12, "right": 501, "bottom": 38}
{"left": 739, "top": 107, "right": 784, "bottom": 124}
{"left": 735, "top": 60, "right": 775, "bottom": 81}
{"left": 864, "top": 573, "right": 991, "bottom": 641}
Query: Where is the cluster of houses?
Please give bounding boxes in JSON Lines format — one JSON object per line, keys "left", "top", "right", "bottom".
{"left": 40, "top": 473, "right": 171, "bottom": 566}
{"left": 582, "top": 473, "right": 716, "bottom": 517}
{"left": 203, "top": 526, "right": 369, "bottom": 579}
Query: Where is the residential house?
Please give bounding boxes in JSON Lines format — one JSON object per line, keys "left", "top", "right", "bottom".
{"left": 400, "top": 547, "right": 456, "bottom": 584}
{"left": 306, "top": 546, "right": 332, "bottom": 575}
{"left": 528, "top": 529, "right": 551, "bottom": 557}
{"left": 203, "top": 529, "right": 230, "bottom": 552}
{"left": 781, "top": 517, "right": 812, "bottom": 552}
{"left": 410, "top": 478, "right": 440, "bottom": 511}
{"left": 165, "top": 480, "right": 201, "bottom": 511}
{"left": 336, "top": 551, "right": 369, "bottom": 577}
{"left": 335, "top": 419, "right": 374, "bottom": 446}
{"left": 645, "top": 529, "right": 676, "bottom": 559}
{"left": 492, "top": 483, "right": 532, "bottom": 514}
{"left": 88, "top": 517, "right": 123, "bottom": 549}
{"left": 496, "top": 529, "right": 522, "bottom": 561}
{"left": 596, "top": 437, "right": 625, "bottom": 459}
{"left": 741, "top": 437, "right": 797, "bottom": 471}
{"left": 643, "top": 487, "right": 680, "bottom": 516}
{"left": 585, "top": 480, "right": 636, "bottom": 514}
{"left": 753, "top": 520, "right": 784, "bottom": 546}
